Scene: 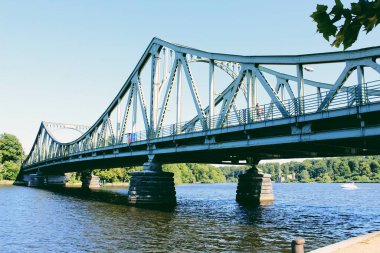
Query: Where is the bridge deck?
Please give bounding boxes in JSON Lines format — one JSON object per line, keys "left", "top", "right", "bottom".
{"left": 21, "top": 38, "right": 380, "bottom": 174}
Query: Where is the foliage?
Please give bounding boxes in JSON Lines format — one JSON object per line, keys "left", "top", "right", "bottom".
{"left": 259, "top": 156, "right": 380, "bottom": 183}
{"left": 163, "top": 164, "right": 184, "bottom": 185}
{"left": 162, "top": 163, "right": 196, "bottom": 185}
{"left": 311, "top": 0, "right": 380, "bottom": 49}
{"left": 218, "top": 166, "right": 249, "bottom": 182}
{"left": 93, "top": 168, "right": 127, "bottom": 183}
{"left": 0, "top": 161, "right": 20, "bottom": 180}
{"left": 124, "top": 166, "right": 143, "bottom": 182}
{"left": 67, "top": 172, "right": 81, "bottom": 183}
{"left": 187, "top": 164, "right": 226, "bottom": 183}
{"left": 3, "top": 131, "right": 378, "bottom": 185}
{"left": 72, "top": 156, "right": 380, "bottom": 185}
{"left": 93, "top": 166, "right": 142, "bottom": 183}
{"left": 0, "top": 133, "right": 23, "bottom": 164}
{"left": 0, "top": 133, "right": 23, "bottom": 181}
{"left": 91, "top": 163, "right": 226, "bottom": 185}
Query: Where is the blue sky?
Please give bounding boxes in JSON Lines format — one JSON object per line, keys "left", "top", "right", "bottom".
{"left": 0, "top": 0, "right": 379, "bottom": 152}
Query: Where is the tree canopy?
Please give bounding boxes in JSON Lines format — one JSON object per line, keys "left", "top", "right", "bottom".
{"left": 0, "top": 133, "right": 23, "bottom": 164}
{"left": 0, "top": 133, "right": 23, "bottom": 180}
{"left": 259, "top": 156, "right": 380, "bottom": 183}
{"left": 311, "top": 0, "right": 380, "bottom": 49}
{"left": 87, "top": 163, "right": 228, "bottom": 185}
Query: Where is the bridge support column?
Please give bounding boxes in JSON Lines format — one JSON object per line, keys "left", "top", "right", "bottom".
{"left": 23, "top": 173, "right": 67, "bottom": 187}
{"left": 46, "top": 174, "right": 67, "bottom": 187}
{"left": 25, "top": 173, "right": 47, "bottom": 187}
{"left": 81, "top": 170, "right": 100, "bottom": 189}
{"left": 236, "top": 163, "right": 274, "bottom": 205}
{"left": 128, "top": 162, "right": 176, "bottom": 206}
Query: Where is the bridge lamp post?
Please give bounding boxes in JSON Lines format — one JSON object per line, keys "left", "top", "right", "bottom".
{"left": 302, "top": 66, "right": 322, "bottom": 107}
{"left": 297, "top": 65, "right": 315, "bottom": 115}
{"left": 303, "top": 66, "right": 314, "bottom": 72}
{"left": 209, "top": 60, "right": 215, "bottom": 129}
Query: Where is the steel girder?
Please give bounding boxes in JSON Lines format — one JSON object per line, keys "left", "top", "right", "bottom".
{"left": 23, "top": 38, "right": 380, "bottom": 169}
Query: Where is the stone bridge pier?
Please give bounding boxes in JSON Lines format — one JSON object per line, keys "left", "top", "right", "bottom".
{"left": 127, "top": 160, "right": 176, "bottom": 206}
{"left": 236, "top": 159, "right": 274, "bottom": 205}
{"left": 81, "top": 170, "right": 100, "bottom": 189}
{"left": 23, "top": 172, "right": 67, "bottom": 187}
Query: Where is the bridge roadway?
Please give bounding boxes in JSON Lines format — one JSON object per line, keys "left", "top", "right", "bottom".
{"left": 20, "top": 38, "right": 380, "bottom": 205}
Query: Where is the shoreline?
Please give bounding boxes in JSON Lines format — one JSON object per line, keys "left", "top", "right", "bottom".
{"left": 0, "top": 180, "right": 14, "bottom": 185}
{"left": 2, "top": 180, "right": 380, "bottom": 187}
{"left": 102, "top": 182, "right": 129, "bottom": 187}
{"left": 65, "top": 182, "right": 130, "bottom": 187}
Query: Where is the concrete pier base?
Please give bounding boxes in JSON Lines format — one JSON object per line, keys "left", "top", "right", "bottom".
{"left": 81, "top": 170, "right": 100, "bottom": 189}
{"left": 23, "top": 174, "right": 67, "bottom": 187}
{"left": 46, "top": 175, "right": 67, "bottom": 187}
{"left": 26, "top": 174, "right": 47, "bottom": 187}
{"left": 236, "top": 165, "right": 274, "bottom": 205}
{"left": 128, "top": 162, "right": 176, "bottom": 206}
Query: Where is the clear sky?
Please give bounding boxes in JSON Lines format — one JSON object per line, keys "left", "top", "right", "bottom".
{"left": 0, "top": 0, "right": 379, "bottom": 153}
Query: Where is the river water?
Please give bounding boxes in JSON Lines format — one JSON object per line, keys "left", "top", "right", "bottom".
{"left": 0, "top": 183, "right": 379, "bottom": 252}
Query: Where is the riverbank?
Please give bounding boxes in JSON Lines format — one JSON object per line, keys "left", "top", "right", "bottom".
{"left": 65, "top": 182, "right": 82, "bottom": 187}
{"left": 0, "top": 180, "right": 14, "bottom": 185}
{"left": 0, "top": 181, "right": 129, "bottom": 187}
{"left": 310, "top": 231, "right": 380, "bottom": 253}
{"left": 103, "top": 182, "right": 129, "bottom": 187}
{"left": 65, "top": 182, "right": 129, "bottom": 187}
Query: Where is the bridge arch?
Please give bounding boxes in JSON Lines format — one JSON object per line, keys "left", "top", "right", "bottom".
{"left": 22, "top": 38, "right": 380, "bottom": 173}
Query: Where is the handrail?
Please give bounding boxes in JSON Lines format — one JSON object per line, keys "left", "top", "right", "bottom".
{"left": 23, "top": 79, "right": 380, "bottom": 167}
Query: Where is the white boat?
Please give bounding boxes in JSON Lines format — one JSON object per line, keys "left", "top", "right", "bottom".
{"left": 340, "top": 182, "right": 358, "bottom": 190}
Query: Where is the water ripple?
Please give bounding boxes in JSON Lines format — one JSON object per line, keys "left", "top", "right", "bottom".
{"left": 0, "top": 183, "right": 379, "bottom": 252}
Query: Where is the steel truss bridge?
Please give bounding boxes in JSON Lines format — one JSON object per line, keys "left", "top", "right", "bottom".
{"left": 22, "top": 38, "right": 380, "bottom": 174}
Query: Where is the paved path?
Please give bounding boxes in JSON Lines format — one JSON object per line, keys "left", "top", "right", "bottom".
{"left": 310, "top": 231, "right": 380, "bottom": 253}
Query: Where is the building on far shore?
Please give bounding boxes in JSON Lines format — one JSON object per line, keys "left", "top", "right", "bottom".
{"left": 276, "top": 173, "right": 296, "bottom": 183}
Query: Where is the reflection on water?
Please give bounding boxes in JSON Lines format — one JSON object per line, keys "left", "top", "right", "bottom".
{"left": 0, "top": 183, "right": 379, "bottom": 252}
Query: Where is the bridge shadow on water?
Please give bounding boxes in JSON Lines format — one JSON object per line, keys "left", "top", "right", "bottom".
{"left": 38, "top": 185, "right": 272, "bottom": 217}
{"left": 235, "top": 203, "right": 269, "bottom": 224}
{"left": 39, "top": 186, "right": 177, "bottom": 212}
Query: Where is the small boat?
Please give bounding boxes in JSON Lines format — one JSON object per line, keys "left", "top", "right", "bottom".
{"left": 340, "top": 182, "right": 358, "bottom": 190}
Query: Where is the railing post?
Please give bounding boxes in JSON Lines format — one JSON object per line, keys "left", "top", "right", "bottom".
{"left": 263, "top": 105, "right": 266, "bottom": 121}
{"left": 291, "top": 238, "right": 305, "bottom": 253}
{"left": 297, "top": 64, "right": 305, "bottom": 115}
{"left": 271, "top": 104, "right": 274, "bottom": 120}
{"left": 357, "top": 65, "right": 365, "bottom": 105}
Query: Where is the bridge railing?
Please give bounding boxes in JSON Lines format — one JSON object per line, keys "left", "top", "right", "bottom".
{"left": 120, "top": 80, "right": 380, "bottom": 144}
{"left": 142, "top": 80, "right": 380, "bottom": 142}
{"left": 366, "top": 81, "right": 380, "bottom": 104}
{"left": 24, "top": 80, "right": 380, "bottom": 167}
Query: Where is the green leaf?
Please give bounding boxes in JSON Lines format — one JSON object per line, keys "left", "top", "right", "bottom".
{"left": 311, "top": 4, "right": 337, "bottom": 41}
{"left": 312, "top": 0, "right": 380, "bottom": 49}
{"left": 343, "top": 20, "right": 362, "bottom": 49}
{"left": 330, "top": 0, "right": 344, "bottom": 22}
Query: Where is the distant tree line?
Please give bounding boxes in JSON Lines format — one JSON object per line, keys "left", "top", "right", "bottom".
{"left": 0, "top": 133, "right": 23, "bottom": 181}
{"left": 70, "top": 163, "right": 229, "bottom": 185}
{"left": 76, "top": 156, "right": 380, "bottom": 185}
{"left": 259, "top": 156, "right": 380, "bottom": 183}
{"left": 1, "top": 132, "right": 380, "bottom": 184}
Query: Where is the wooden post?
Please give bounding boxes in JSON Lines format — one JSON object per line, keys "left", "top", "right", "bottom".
{"left": 291, "top": 238, "right": 305, "bottom": 253}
